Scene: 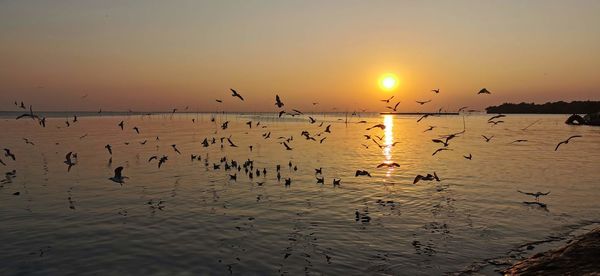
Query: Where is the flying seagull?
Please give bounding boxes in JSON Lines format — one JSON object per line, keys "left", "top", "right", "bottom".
{"left": 230, "top": 89, "right": 244, "bottom": 101}
{"left": 517, "top": 190, "right": 550, "bottom": 202}
{"left": 482, "top": 135, "right": 494, "bottom": 142}
{"left": 555, "top": 135, "right": 582, "bottom": 151}
{"left": 275, "top": 95, "right": 284, "bottom": 108}
{"left": 355, "top": 170, "right": 372, "bottom": 177}
{"left": 366, "top": 124, "right": 386, "bottom": 131}
{"left": 377, "top": 162, "right": 400, "bottom": 168}
{"left": 381, "top": 96, "right": 394, "bottom": 103}
{"left": 478, "top": 88, "right": 491, "bottom": 94}
{"left": 109, "top": 166, "right": 127, "bottom": 184}
{"left": 413, "top": 172, "right": 440, "bottom": 184}
{"left": 416, "top": 100, "right": 431, "bottom": 105}
{"left": 432, "top": 89, "right": 440, "bottom": 93}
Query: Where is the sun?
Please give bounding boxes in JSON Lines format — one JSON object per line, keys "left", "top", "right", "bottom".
{"left": 379, "top": 73, "right": 399, "bottom": 91}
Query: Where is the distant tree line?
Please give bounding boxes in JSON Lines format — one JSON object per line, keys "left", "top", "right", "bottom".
{"left": 486, "top": 101, "right": 600, "bottom": 114}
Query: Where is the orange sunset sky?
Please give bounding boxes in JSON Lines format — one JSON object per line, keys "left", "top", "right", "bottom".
{"left": 1, "top": 1, "right": 599, "bottom": 112}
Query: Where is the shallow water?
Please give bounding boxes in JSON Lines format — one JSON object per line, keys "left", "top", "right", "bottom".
{"left": 1, "top": 113, "right": 599, "bottom": 275}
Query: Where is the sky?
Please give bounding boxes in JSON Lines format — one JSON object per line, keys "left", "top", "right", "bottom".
{"left": 1, "top": 0, "right": 599, "bottom": 112}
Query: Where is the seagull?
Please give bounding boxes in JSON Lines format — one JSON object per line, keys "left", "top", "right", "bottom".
{"left": 324, "top": 125, "right": 331, "bottom": 133}
{"left": 478, "top": 88, "right": 491, "bottom": 94}
{"left": 458, "top": 106, "right": 469, "bottom": 112}
{"left": 482, "top": 135, "right": 494, "bottom": 142}
{"left": 229, "top": 174, "right": 237, "bottom": 181}
{"left": 64, "top": 152, "right": 75, "bottom": 170}
{"left": 332, "top": 178, "right": 341, "bottom": 186}
{"left": 118, "top": 121, "right": 124, "bottom": 130}
{"left": 432, "top": 138, "right": 450, "bottom": 147}
{"left": 275, "top": 95, "right": 284, "bottom": 108}
{"left": 319, "top": 137, "right": 326, "bottom": 144}
{"left": 510, "top": 139, "right": 528, "bottom": 144}
{"left": 148, "top": 156, "right": 158, "bottom": 162}
{"left": 105, "top": 144, "right": 112, "bottom": 155}
{"left": 278, "top": 110, "right": 286, "bottom": 118}
{"left": 488, "top": 114, "right": 506, "bottom": 121}
{"left": 517, "top": 190, "right": 550, "bottom": 202}
{"left": 416, "top": 100, "right": 431, "bottom": 105}
{"left": 230, "top": 89, "right": 244, "bottom": 101}
{"left": 488, "top": 120, "right": 504, "bottom": 126}
{"left": 432, "top": 148, "right": 452, "bottom": 156}
{"left": 282, "top": 142, "right": 293, "bottom": 151}
{"left": 463, "top": 153, "right": 472, "bottom": 160}
{"left": 171, "top": 144, "right": 181, "bottom": 154}
{"left": 413, "top": 172, "right": 440, "bottom": 184}
{"left": 355, "top": 170, "right": 371, "bottom": 177}
{"left": 133, "top": 127, "right": 140, "bottom": 134}
{"left": 227, "top": 137, "right": 238, "bottom": 147}
{"left": 381, "top": 96, "right": 394, "bottom": 103}
{"left": 377, "top": 162, "right": 400, "bottom": 168}
{"left": 390, "top": 101, "right": 401, "bottom": 111}
{"left": 158, "top": 156, "right": 168, "bottom": 168}
{"left": 555, "top": 135, "right": 582, "bottom": 151}
{"left": 423, "top": 126, "right": 436, "bottom": 132}
{"left": 417, "top": 113, "right": 432, "bottom": 123}
{"left": 432, "top": 89, "right": 440, "bottom": 94}
{"left": 109, "top": 166, "right": 127, "bottom": 184}
{"left": 3, "top": 149, "right": 16, "bottom": 161}
{"left": 23, "top": 138, "right": 35, "bottom": 145}
{"left": 308, "top": 117, "right": 317, "bottom": 124}
{"left": 316, "top": 176, "right": 324, "bottom": 184}
{"left": 366, "top": 124, "right": 385, "bottom": 131}
{"left": 284, "top": 178, "right": 291, "bottom": 186}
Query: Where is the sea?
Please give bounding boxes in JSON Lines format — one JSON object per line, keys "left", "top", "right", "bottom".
{"left": 1, "top": 112, "right": 599, "bottom": 275}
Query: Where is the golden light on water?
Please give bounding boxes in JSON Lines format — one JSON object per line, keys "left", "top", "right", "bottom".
{"left": 379, "top": 73, "right": 399, "bottom": 91}
{"left": 383, "top": 115, "right": 394, "bottom": 176}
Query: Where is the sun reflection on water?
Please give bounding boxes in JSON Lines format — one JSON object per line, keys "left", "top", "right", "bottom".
{"left": 383, "top": 115, "right": 394, "bottom": 176}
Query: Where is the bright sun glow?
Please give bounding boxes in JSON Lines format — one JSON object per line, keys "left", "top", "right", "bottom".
{"left": 379, "top": 74, "right": 399, "bottom": 91}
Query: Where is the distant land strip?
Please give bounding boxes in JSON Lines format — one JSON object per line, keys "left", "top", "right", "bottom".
{"left": 486, "top": 101, "right": 600, "bottom": 114}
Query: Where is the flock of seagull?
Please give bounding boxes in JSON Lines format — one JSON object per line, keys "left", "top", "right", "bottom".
{"left": 4, "top": 87, "right": 586, "bottom": 211}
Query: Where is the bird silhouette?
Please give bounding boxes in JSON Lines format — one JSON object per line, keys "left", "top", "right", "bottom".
{"left": 424, "top": 126, "right": 436, "bottom": 132}
{"left": 158, "top": 156, "right": 168, "bottom": 168}
{"left": 463, "top": 153, "right": 472, "bottom": 160}
{"left": 230, "top": 89, "right": 244, "bottom": 101}
{"left": 381, "top": 96, "right": 394, "bottom": 103}
{"left": 118, "top": 121, "right": 124, "bottom": 130}
{"left": 432, "top": 89, "right": 440, "bottom": 93}
{"left": 355, "top": 170, "right": 371, "bottom": 177}
{"left": 555, "top": 135, "right": 582, "bottom": 151}
{"left": 517, "top": 190, "right": 550, "bottom": 202}
{"left": 416, "top": 100, "right": 431, "bottom": 105}
{"left": 109, "top": 166, "right": 127, "bottom": 184}
{"left": 324, "top": 125, "right": 332, "bottom": 133}
{"left": 377, "top": 162, "right": 400, "bottom": 168}
{"left": 413, "top": 172, "right": 440, "bottom": 184}
{"left": 478, "top": 88, "right": 491, "bottom": 94}
{"left": 275, "top": 95, "right": 284, "bottom": 108}
{"left": 172, "top": 144, "right": 181, "bottom": 154}
{"left": 105, "top": 144, "right": 112, "bottom": 155}
{"left": 366, "top": 124, "right": 385, "bottom": 131}
{"left": 432, "top": 148, "right": 452, "bottom": 156}
{"left": 482, "top": 135, "right": 494, "bottom": 142}
{"left": 332, "top": 178, "right": 341, "bottom": 186}
{"left": 488, "top": 114, "right": 506, "bottom": 121}
{"left": 133, "top": 127, "right": 140, "bottom": 134}
{"left": 417, "top": 113, "right": 432, "bottom": 123}
{"left": 4, "top": 149, "right": 16, "bottom": 161}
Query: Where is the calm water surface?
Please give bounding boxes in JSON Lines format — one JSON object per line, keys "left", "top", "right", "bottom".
{"left": 1, "top": 113, "right": 599, "bottom": 275}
